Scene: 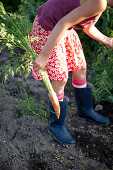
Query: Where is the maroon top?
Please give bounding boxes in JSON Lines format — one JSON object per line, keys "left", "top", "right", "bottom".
{"left": 36, "top": 0, "right": 97, "bottom": 31}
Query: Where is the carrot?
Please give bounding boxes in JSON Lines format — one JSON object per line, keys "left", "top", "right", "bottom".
{"left": 40, "top": 70, "right": 60, "bottom": 119}
{"left": 48, "top": 92, "right": 60, "bottom": 119}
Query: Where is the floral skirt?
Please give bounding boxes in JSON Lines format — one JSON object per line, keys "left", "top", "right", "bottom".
{"left": 30, "top": 15, "right": 86, "bottom": 80}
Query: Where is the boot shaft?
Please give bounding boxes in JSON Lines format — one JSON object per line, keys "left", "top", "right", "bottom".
{"left": 74, "top": 82, "right": 93, "bottom": 111}
{"left": 73, "top": 82, "right": 110, "bottom": 125}
{"left": 49, "top": 96, "right": 69, "bottom": 127}
{"left": 49, "top": 96, "right": 76, "bottom": 145}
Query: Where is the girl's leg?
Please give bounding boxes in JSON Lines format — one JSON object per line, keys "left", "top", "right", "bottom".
{"left": 49, "top": 78, "right": 75, "bottom": 145}
{"left": 72, "top": 67, "right": 110, "bottom": 125}
{"left": 52, "top": 79, "right": 67, "bottom": 101}
{"left": 72, "top": 67, "right": 87, "bottom": 88}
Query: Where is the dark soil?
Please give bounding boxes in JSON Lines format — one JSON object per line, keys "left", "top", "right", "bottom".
{"left": 0, "top": 48, "right": 113, "bottom": 170}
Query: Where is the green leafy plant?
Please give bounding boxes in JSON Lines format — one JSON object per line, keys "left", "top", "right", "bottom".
{"left": 0, "top": 2, "right": 60, "bottom": 118}
{"left": 68, "top": 103, "right": 76, "bottom": 112}
{"left": 19, "top": 90, "right": 49, "bottom": 124}
{"left": 78, "top": 7, "right": 113, "bottom": 103}
{"left": 0, "top": 0, "right": 21, "bottom": 12}
{"left": 19, "top": 0, "right": 46, "bottom": 22}
{"left": 87, "top": 8, "right": 113, "bottom": 103}
{"left": 90, "top": 8, "right": 113, "bottom": 103}
{"left": 89, "top": 44, "right": 113, "bottom": 103}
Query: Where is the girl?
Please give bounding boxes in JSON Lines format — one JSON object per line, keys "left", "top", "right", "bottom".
{"left": 30, "top": 0, "right": 113, "bottom": 145}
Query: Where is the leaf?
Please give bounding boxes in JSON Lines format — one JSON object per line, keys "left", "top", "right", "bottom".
{"left": 0, "top": 2, "right": 6, "bottom": 15}
{"left": 105, "top": 96, "right": 113, "bottom": 103}
{"left": 24, "top": 69, "right": 30, "bottom": 79}
{"left": 11, "top": 70, "right": 14, "bottom": 77}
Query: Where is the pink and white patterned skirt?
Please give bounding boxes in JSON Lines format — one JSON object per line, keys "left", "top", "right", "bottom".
{"left": 30, "top": 15, "right": 86, "bottom": 80}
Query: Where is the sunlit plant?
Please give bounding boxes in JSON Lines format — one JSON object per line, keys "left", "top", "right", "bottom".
{"left": 0, "top": 2, "right": 60, "bottom": 118}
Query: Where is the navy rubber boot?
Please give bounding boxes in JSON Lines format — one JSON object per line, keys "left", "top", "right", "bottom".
{"left": 49, "top": 96, "right": 75, "bottom": 145}
{"left": 74, "top": 83, "right": 110, "bottom": 125}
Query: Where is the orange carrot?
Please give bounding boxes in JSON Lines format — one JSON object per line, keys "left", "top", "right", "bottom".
{"left": 48, "top": 92, "right": 60, "bottom": 119}
{"left": 40, "top": 70, "right": 60, "bottom": 118}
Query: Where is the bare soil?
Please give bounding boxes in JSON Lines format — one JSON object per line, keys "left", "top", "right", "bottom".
{"left": 0, "top": 48, "right": 113, "bottom": 170}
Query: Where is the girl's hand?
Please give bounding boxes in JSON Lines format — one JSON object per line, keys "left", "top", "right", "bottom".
{"left": 107, "top": 37, "right": 113, "bottom": 49}
{"left": 33, "top": 54, "right": 48, "bottom": 73}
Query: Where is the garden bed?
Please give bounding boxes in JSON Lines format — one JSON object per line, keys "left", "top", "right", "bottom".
{"left": 0, "top": 48, "right": 113, "bottom": 170}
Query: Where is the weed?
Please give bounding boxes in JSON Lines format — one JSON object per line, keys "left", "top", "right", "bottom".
{"left": 19, "top": 90, "right": 49, "bottom": 125}
{"left": 68, "top": 103, "right": 76, "bottom": 112}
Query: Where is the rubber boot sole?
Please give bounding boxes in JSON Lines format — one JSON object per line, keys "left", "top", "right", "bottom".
{"left": 48, "top": 129, "right": 75, "bottom": 147}
{"left": 77, "top": 115, "right": 110, "bottom": 126}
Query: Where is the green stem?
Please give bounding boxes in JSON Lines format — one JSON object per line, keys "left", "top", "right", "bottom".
{"left": 40, "top": 70, "right": 54, "bottom": 94}
{"left": 102, "top": 79, "right": 111, "bottom": 95}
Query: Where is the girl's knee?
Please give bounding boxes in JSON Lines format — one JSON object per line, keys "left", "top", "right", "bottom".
{"left": 52, "top": 79, "right": 68, "bottom": 87}
{"left": 80, "top": 67, "right": 87, "bottom": 74}
{"left": 60, "top": 79, "right": 68, "bottom": 86}
{"left": 52, "top": 79, "right": 68, "bottom": 94}
{"left": 72, "top": 67, "right": 87, "bottom": 80}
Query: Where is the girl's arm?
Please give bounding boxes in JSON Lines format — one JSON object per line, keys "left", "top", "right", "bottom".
{"left": 33, "top": 0, "right": 107, "bottom": 72}
{"left": 83, "top": 14, "right": 113, "bottom": 49}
